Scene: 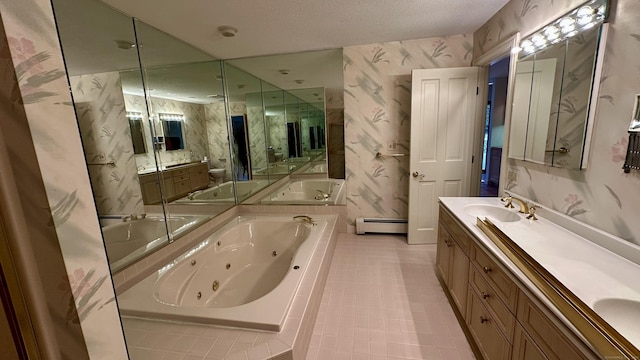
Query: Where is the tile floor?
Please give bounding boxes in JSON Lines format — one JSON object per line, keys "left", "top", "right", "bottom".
{"left": 306, "top": 233, "right": 475, "bottom": 360}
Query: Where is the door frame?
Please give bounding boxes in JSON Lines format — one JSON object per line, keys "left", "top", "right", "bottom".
{"left": 472, "top": 34, "right": 521, "bottom": 196}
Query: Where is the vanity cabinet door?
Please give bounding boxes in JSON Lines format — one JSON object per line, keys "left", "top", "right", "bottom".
{"left": 436, "top": 224, "right": 453, "bottom": 284}
{"left": 516, "top": 295, "right": 589, "bottom": 360}
{"left": 513, "top": 323, "right": 548, "bottom": 360}
{"left": 448, "top": 237, "right": 469, "bottom": 316}
{"left": 436, "top": 222, "right": 469, "bottom": 316}
{"left": 190, "top": 163, "right": 209, "bottom": 189}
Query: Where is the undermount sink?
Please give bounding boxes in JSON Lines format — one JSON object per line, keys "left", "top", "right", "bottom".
{"left": 463, "top": 204, "right": 521, "bottom": 222}
{"left": 593, "top": 298, "right": 640, "bottom": 345}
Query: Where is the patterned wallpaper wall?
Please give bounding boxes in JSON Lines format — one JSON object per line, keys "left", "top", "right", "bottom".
{"left": 204, "top": 101, "right": 235, "bottom": 181}
{"left": 343, "top": 35, "right": 473, "bottom": 223}
{"left": 70, "top": 73, "right": 144, "bottom": 216}
{"left": 0, "top": 0, "right": 128, "bottom": 358}
{"left": 267, "top": 114, "right": 290, "bottom": 157}
{"left": 475, "top": 0, "right": 640, "bottom": 244}
{"left": 124, "top": 94, "right": 209, "bottom": 168}
{"left": 246, "top": 93, "right": 268, "bottom": 170}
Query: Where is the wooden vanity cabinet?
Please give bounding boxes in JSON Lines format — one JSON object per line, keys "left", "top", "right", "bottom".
{"left": 437, "top": 204, "right": 594, "bottom": 360}
{"left": 138, "top": 163, "right": 208, "bottom": 204}
{"left": 437, "top": 208, "right": 470, "bottom": 316}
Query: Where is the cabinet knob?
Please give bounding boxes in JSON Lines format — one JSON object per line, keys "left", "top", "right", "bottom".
{"left": 482, "top": 292, "right": 490, "bottom": 299}
{"left": 480, "top": 316, "right": 490, "bottom": 324}
{"left": 482, "top": 266, "right": 492, "bottom": 274}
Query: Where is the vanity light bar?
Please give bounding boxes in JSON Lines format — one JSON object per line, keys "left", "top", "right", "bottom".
{"left": 126, "top": 111, "right": 143, "bottom": 120}
{"left": 158, "top": 113, "right": 185, "bottom": 121}
{"left": 519, "top": 0, "right": 607, "bottom": 55}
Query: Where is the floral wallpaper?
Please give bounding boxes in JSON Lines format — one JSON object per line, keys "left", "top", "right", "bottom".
{"left": 70, "top": 72, "right": 144, "bottom": 216}
{"left": 0, "top": 0, "right": 128, "bottom": 358}
{"left": 267, "top": 114, "right": 290, "bottom": 157}
{"left": 204, "top": 101, "right": 235, "bottom": 181}
{"left": 343, "top": 35, "right": 473, "bottom": 223}
{"left": 476, "top": 0, "right": 640, "bottom": 244}
{"left": 246, "top": 92, "right": 269, "bottom": 170}
{"left": 124, "top": 94, "right": 209, "bottom": 168}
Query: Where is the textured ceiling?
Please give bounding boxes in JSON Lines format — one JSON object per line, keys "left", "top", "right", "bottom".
{"left": 100, "top": 0, "right": 509, "bottom": 59}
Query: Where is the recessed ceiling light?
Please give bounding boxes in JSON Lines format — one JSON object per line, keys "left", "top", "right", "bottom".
{"left": 207, "top": 94, "right": 223, "bottom": 98}
{"left": 295, "top": 79, "right": 304, "bottom": 84}
{"left": 217, "top": 26, "right": 238, "bottom": 38}
{"left": 279, "top": 69, "right": 290, "bottom": 75}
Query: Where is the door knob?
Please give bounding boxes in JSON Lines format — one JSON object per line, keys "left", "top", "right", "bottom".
{"left": 412, "top": 172, "right": 424, "bottom": 178}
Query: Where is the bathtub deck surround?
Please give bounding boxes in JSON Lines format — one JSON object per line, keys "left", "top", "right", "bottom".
{"left": 118, "top": 215, "right": 332, "bottom": 331}
{"left": 121, "top": 213, "right": 339, "bottom": 360}
{"left": 438, "top": 197, "right": 640, "bottom": 358}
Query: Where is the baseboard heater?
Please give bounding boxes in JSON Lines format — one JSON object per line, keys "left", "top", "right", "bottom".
{"left": 355, "top": 218, "right": 408, "bottom": 235}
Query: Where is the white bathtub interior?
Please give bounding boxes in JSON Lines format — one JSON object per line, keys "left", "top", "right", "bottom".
{"left": 172, "top": 180, "right": 268, "bottom": 204}
{"left": 261, "top": 179, "right": 346, "bottom": 205}
{"left": 117, "top": 215, "right": 330, "bottom": 331}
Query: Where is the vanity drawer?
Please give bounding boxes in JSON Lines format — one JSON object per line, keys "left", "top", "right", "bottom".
{"left": 173, "top": 168, "right": 191, "bottom": 177}
{"left": 469, "top": 265, "right": 515, "bottom": 342}
{"left": 471, "top": 243, "right": 518, "bottom": 312}
{"left": 466, "top": 289, "right": 512, "bottom": 360}
{"left": 439, "top": 207, "right": 471, "bottom": 255}
{"left": 174, "top": 179, "right": 191, "bottom": 195}
{"left": 516, "top": 295, "right": 589, "bottom": 360}
{"left": 173, "top": 173, "right": 191, "bottom": 182}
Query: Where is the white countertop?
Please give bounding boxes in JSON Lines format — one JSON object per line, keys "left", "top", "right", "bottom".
{"left": 439, "top": 197, "right": 640, "bottom": 351}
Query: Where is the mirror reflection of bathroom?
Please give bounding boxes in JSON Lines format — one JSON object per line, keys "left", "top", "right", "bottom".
{"left": 480, "top": 56, "right": 510, "bottom": 197}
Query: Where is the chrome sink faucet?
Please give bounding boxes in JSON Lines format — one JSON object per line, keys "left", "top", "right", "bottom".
{"left": 501, "top": 192, "right": 529, "bottom": 214}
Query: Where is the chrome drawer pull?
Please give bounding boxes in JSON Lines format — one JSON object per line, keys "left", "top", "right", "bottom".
{"left": 482, "top": 292, "right": 490, "bottom": 299}
{"left": 480, "top": 316, "right": 490, "bottom": 324}
{"left": 482, "top": 266, "right": 492, "bottom": 273}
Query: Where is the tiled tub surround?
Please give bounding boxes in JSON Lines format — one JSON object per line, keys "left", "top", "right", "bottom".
{"left": 113, "top": 206, "right": 341, "bottom": 359}
{"left": 261, "top": 179, "right": 346, "bottom": 205}
{"left": 438, "top": 197, "right": 640, "bottom": 355}
{"left": 118, "top": 215, "right": 332, "bottom": 331}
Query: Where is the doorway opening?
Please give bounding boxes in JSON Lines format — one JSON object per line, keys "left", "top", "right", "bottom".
{"left": 480, "top": 56, "right": 510, "bottom": 197}
{"left": 231, "top": 115, "right": 250, "bottom": 181}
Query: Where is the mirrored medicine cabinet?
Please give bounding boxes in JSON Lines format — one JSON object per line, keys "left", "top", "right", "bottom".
{"left": 508, "top": 0, "right": 608, "bottom": 170}
{"left": 51, "top": 0, "right": 338, "bottom": 273}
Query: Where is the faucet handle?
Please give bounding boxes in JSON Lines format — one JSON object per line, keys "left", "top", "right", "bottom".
{"left": 526, "top": 204, "right": 540, "bottom": 220}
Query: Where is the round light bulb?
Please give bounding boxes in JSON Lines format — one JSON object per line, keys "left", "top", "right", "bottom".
{"left": 559, "top": 17, "right": 575, "bottom": 28}
{"left": 577, "top": 6, "right": 593, "bottom": 18}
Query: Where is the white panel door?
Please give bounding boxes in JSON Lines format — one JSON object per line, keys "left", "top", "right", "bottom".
{"left": 408, "top": 67, "right": 479, "bottom": 244}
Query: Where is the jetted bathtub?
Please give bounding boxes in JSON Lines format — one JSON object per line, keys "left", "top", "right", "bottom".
{"left": 261, "top": 179, "right": 345, "bottom": 205}
{"left": 304, "top": 162, "right": 327, "bottom": 173}
{"left": 173, "top": 180, "right": 268, "bottom": 203}
{"left": 117, "top": 215, "right": 329, "bottom": 331}
{"left": 102, "top": 214, "right": 210, "bottom": 272}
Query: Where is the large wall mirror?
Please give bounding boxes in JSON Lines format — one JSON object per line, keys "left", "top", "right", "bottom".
{"left": 51, "top": 0, "right": 345, "bottom": 272}
{"left": 509, "top": 0, "right": 607, "bottom": 169}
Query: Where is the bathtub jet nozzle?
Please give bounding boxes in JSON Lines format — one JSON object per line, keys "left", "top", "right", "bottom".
{"left": 212, "top": 280, "right": 219, "bottom": 291}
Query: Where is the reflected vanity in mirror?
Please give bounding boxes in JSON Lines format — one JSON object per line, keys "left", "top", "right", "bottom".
{"left": 509, "top": 0, "right": 608, "bottom": 169}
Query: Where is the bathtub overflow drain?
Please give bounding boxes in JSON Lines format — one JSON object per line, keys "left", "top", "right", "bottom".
{"left": 212, "top": 280, "right": 219, "bottom": 291}
{"left": 226, "top": 263, "right": 231, "bottom": 270}
{"left": 272, "top": 251, "right": 278, "bottom": 257}
{"left": 197, "top": 292, "right": 202, "bottom": 300}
